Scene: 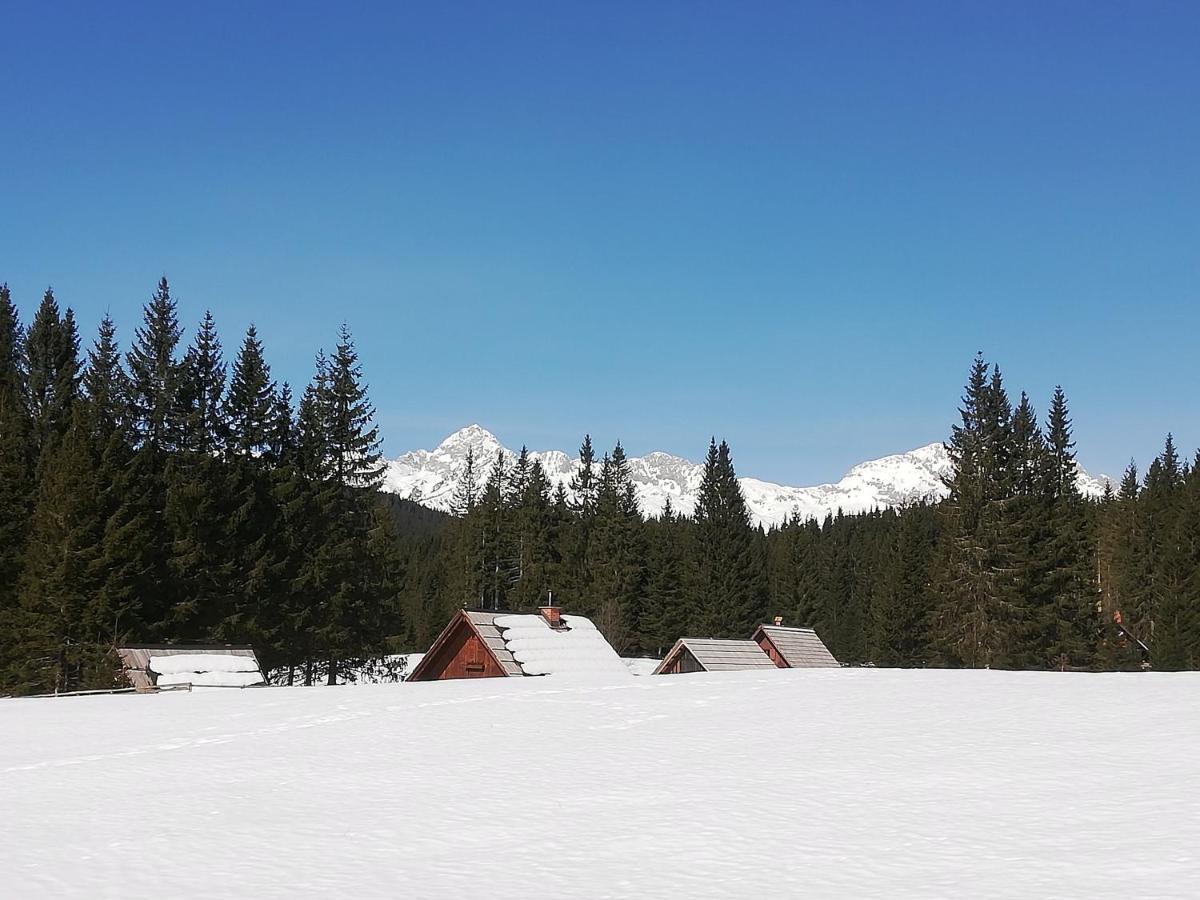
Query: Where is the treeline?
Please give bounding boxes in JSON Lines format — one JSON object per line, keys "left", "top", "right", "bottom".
{"left": 3, "top": 277, "right": 1198, "bottom": 696}
{"left": 0, "top": 280, "right": 403, "bottom": 694}
{"left": 400, "top": 355, "right": 1200, "bottom": 670}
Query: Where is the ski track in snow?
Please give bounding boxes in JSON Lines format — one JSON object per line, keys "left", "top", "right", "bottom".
{"left": 2, "top": 669, "right": 1197, "bottom": 899}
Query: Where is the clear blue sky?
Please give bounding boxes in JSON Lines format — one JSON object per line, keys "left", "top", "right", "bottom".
{"left": 2, "top": 1, "right": 1197, "bottom": 484}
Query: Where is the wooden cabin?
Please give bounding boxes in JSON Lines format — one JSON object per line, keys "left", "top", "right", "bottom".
{"left": 407, "top": 605, "right": 627, "bottom": 681}
{"left": 653, "top": 638, "right": 778, "bottom": 675}
{"left": 117, "top": 644, "right": 266, "bottom": 691}
{"left": 654, "top": 621, "right": 838, "bottom": 675}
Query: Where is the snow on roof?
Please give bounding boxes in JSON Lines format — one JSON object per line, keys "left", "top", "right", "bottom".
{"left": 117, "top": 645, "right": 264, "bottom": 690}
{"left": 623, "top": 657, "right": 661, "bottom": 676}
{"left": 148, "top": 655, "right": 262, "bottom": 676}
{"left": 493, "top": 614, "right": 629, "bottom": 677}
{"left": 145, "top": 653, "right": 265, "bottom": 688}
{"left": 156, "top": 671, "right": 266, "bottom": 688}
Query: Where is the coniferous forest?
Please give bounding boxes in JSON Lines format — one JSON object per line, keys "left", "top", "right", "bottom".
{"left": 1, "top": 280, "right": 1198, "bottom": 695}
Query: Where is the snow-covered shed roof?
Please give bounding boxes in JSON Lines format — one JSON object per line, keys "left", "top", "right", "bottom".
{"left": 493, "top": 614, "right": 628, "bottom": 677}
{"left": 410, "top": 609, "right": 627, "bottom": 680}
{"left": 754, "top": 625, "right": 839, "bottom": 668}
{"left": 653, "top": 639, "right": 777, "bottom": 674}
{"left": 117, "top": 645, "right": 265, "bottom": 690}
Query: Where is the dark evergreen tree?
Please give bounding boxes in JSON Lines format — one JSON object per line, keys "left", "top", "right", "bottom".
{"left": 25, "top": 289, "right": 80, "bottom": 461}
{"left": 325, "top": 325, "right": 384, "bottom": 490}
{"left": 127, "top": 277, "right": 182, "bottom": 450}
{"left": 870, "top": 504, "right": 938, "bottom": 666}
{"left": 224, "top": 325, "right": 274, "bottom": 458}
{"left": 693, "top": 439, "right": 767, "bottom": 637}
{"left": 511, "top": 459, "right": 559, "bottom": 610}
{"left": 162, "top": 312, "right": 234, "bottom": 637}
{"left": 1039, "top": 387, "right": 1097, "bottom": 668}
{"left": 478, "top": 450, "right": 516, "bottom": 609}
{"left": 82, "top": 314, "right": 131, "bottom": 443}
{"left": 7, "top": 415, "right": 115, "bottom": 693}
{"left": 588, "top": 443, "right": 646, "bottom": 651}
{"left": 562, "top": 434, "right": 599, "bottom": 602}
{"left": 307, "top": 327, "right": 395, "bottom": 682}
{"left": 1142, "top": 435, "right": 1191, "bottom": 668}
{"left": 640, "top": 499, "right": 688, "bottom": 654}
{"left": 933, "top": 356, "right": 1020, "bottom": 668}
{"left": 569, "top": 435, "right": 598, "bottom": 515}
{"left": 450, "top": 445, "right": 480, "bottom": 516}
{"left": 175, "top": 311, "right": 226, "bottom": 454}
{"left": 0, "top": 284, "right": 33, "bottom": 618}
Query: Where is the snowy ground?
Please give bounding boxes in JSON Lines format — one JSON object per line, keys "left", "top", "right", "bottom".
{"left": 3, "top": 668, "right": 1197, "bottom": 899}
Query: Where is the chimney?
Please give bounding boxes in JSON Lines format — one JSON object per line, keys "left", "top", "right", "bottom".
{"left": 773, "top": 616, "right": 783, "bottom": 626}
{"left": 540, "top": 605, "right": 562, "bottom": 628}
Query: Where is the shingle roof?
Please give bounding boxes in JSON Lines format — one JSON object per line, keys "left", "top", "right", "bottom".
{"left": 663, "top": 638, "right": 777, "bottom": 672}
{"left": 756, "top": 625, "right": 839, "bottom": 668}
{"left": 465, "top": 611, "right": 526, "bottom": 677}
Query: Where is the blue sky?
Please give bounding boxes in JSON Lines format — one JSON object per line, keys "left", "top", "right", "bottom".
{"left": 1, "top": 1, "right": 1197, "bottom": 484}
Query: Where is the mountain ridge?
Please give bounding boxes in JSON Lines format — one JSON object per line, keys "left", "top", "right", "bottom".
{"left": 382, "top": 425, "right": 1109, "bottom": 527}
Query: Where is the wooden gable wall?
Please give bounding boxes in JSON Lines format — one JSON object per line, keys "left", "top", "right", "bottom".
{"left": 755, "top": 633, "right": 788, "bottom": 668}
{"left": 410, "top": 616, "right": 508, "bottom": 681}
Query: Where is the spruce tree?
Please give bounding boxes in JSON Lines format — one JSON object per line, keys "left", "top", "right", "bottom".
{"left": 478, "top": 450, "right": 515, "bottom": 609}
{"left": 933, "top": 355, "right": 1020, "bottom": 668}
{"left": 444, "top": 445, "right": 486, "bottom": 609}
{"left": 296, "top": 352, "right": 331, "bottom": 478}
{"left": 569, "top": 435, "right": 598, "bottom": 515}
{"left": 165, "top": 310, "right": 230, "bottom": 640}
{"left": 224, "top": 325, "right": 274, "bottom": 458}
{"left": 1108, "top": 462, "right": 1146, "bottom": 627}
{"left": 871, "top": 504, "right": 938, "bottom": 666}
{"left": 640, "top": 499, "right": 688, "bottom": 654}
{"left": 450, "top": 445, "right": 480, "bottom": 516}
{"left": 511, "top": 459, "right": 559, "bottom": 610}
{"left": 220, "top": 339, "right": 294, "bottom": 651}
{"left": 25, "top": 289, "right": 80, "bottom": 461}
{"left": 175, "top": 311, "right": 226, "bottom": 454}
{"left": 307, "top": 327, "right": 394, "bottom": 682}
{"left": 693, "top": 438, "right": 767, "bottom": 637}
{"left": 1039, "top": 387, "right": 1097, "bottom": 668}
{"left": 1143, "top": 435, "right": 1190, "bottom": 668}
{"left": 127, "top": 277, "right": 182, "bottom": 450}
{"left": 588, "top": 442, "right": 646, "bottom": 651}
{"left": 82, "top": 314, "right": 131, "bottom": 443}
{"left": 7, "top": 415, "right": 114, "bottom": 694}
{"left": 163, "top": 448, "right": 235, "bottom": 640}
{"left": 0, "top": 285, "right": 33, "bottom": 618}
{"left": 266, "top": 383, "right": 296, "bottom": 466}
{"left": 562, "top": 434, "right": 599, "bottom": 603}
{"left": 325, "top": 325, "right": 384, "bottom": 489}
{"left": 1006, "top": 391, "right": 1051, "bottom": 666}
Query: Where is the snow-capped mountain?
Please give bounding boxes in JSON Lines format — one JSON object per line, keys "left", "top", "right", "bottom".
{"left": 383, "top": 425, "right": 1109, "bottom": 528}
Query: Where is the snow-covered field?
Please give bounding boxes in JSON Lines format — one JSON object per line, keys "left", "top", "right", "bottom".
{"left": 3, "top": 669, "right": 1197, "bottom": 899}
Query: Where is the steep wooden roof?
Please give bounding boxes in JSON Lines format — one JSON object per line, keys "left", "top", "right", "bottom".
{"left": 652, "top": 638, "right": 776, "bottom": 674}
{"left": 754, "top": 625, "right": 839, "bottom": 668}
